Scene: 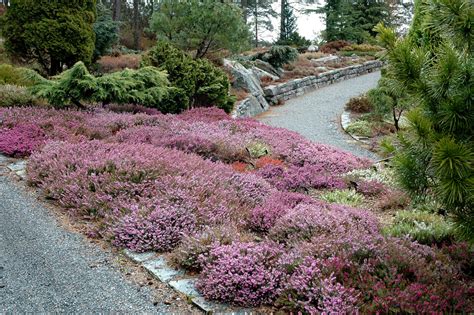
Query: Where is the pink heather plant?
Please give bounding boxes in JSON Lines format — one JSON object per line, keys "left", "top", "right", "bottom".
{"left": 249, "top": 191, "right": 315, "bottom": 232}
{"left": 3, "top": 106, "right": 472, "bottom": 312}
{"left": 113, "top": 203, "right": 196, "bottom": 253}
{"left": 356, "top": 179, "right": 387, "bottom": 196}
{"left": 196, "top": 242, "right": 285, "bottom": 306}
{"left": 269, "top": 202, "right": 380, "bottom": 244}
{"left": 0, "top": 124, "right": 46, "bottom": 157}
{"left": 281, "top": 257, "right": 360, "bottom": 313}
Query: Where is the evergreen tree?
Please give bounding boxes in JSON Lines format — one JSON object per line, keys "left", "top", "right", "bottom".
{"left": 375, "top": 0, "right": 473, "bottom": 240}
{"left": 245, "top": 0, "right": 277, "bottom": 47}
{"left": 3, "top": 0, "right": 97, "bottom": 75}
{"left": 150, "top": 0, "right": 250, "bottom": 58}
{"left": 93, "top": 3, "right": 119, "bottom": 60}
{"left": 320, "top": 0, "right": 390, "bottom": 43}
{"left": 279, "top": 2, "right": 298, "bottom": 41}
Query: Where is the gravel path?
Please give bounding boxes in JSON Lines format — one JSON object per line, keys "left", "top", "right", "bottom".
{"left": 0, "top": 174, "right": 172, "bottom": 313}
{"left": 258, "top": 71, "right": 381, "bottom": 160}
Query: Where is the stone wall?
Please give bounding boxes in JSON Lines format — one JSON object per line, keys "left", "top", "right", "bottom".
{"left": 263, "top": 60, "right": 383, "bottom": 105}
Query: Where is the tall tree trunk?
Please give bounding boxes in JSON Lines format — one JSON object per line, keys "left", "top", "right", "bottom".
{"left": 254, "top": 1, "right": 258, "bottom": 47}
{"left": 241, "top": 0, "right": 248, "bottom": 23}
{"left": 49, "top": 58, "right": 61, "bottom": 76}
{"left": 133, "top": 0, "right": 141, "bottom": 50}
{"left": 112, "top": 0, "right": 121, "bottom": 21}
{"left": 280, "top": 0, "right": 286, "bottom": 40}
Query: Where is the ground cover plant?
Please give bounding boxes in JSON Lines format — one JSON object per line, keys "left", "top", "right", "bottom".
{"left": 0, "top": 106, "right": 472, "bottom": 312}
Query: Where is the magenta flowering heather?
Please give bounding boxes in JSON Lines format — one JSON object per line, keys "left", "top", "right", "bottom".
{"left": 269, "top": 202, "right": 380, "bottom": 244}
{"left": 0, "top": 124, "right": 46, "bottom": 157}
{"left": 113, "top": 204, "right": 196, "bottom": 253}
{"left": 249, "top": 191, "right": 315, "bottom": 232}
{"left": 281, "top": 257, "right": 360, "bottom": 313}
{"left": 196, "top": 242, "right": 285, "bottom": 306}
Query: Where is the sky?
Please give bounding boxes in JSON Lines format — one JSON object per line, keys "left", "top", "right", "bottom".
{"left": 260, "top": 2, "right": 325, "bottom": 42}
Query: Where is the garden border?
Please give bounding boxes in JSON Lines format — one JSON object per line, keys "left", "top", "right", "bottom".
{"left": 0, "top": 155, "right": 251, "bottom": 314}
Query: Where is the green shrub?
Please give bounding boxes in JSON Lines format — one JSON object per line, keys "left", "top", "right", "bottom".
{"left": 383, "top": 211, "right": 455, "bottom": 245}
{"left": 0, "top": 64, "right": 35, "bottom": 86}
{"left": 30, "top": 62, "right": 173, "bottom": 111}
{"left": 319, "top": 189, "right": 364, "bottom": 207}
{"left": 253, "top": 45, "right": 298, "bottom": 68}
{"left": 0, "top": 84, "right": 41, "bottom": 107}
{"left": 345, "top": 120, "right": 373, "bottom": 137}
{"left": 143, "top": 41, "right": 235, "bottom": 113}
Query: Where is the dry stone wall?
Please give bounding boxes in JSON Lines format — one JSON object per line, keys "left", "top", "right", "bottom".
{"left": 263, "top": 60, "right": 383, "bottom": 105}
{"left": 231, "top": 60, "right": 383, "bottom": 118}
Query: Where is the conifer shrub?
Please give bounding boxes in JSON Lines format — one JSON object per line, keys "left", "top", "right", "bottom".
{"left": 142, "top": 41, "right": 235, "bottom": 113}
{"left": 252, "top": 45, "right": 299, "bottom": 68}
{"left": 29, "top": 62, "right": 182, "bottom": 112}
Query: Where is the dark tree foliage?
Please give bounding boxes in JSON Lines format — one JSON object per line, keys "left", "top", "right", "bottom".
{"left": 320, "top": 0, "right": 390, "bottom": 43}
{"left": 93, "top": 3, "right": 119, "bottom": 61}
{"left": 279, "top": 2, "right": 298, "bottom": 42}
{"left": 3, "top": 0, "right": 97, "bottom": 75}
{"left": 142, "top": 41, "right": 235, "bottom": 113}
{"left": 245, "top": 0, "right": 278, "bottom": 47}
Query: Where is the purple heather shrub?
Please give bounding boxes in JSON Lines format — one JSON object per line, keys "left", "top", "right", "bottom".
{"left": 113, "top": 203, "right": 196, "bottom": 252}
{"left": 256, "top": 164, "right": 347, "bottom": 191}
{"left": 249, "top": 191, "right": 315, "bottom": 232}
{"left": 280, "top": 256, "right": 360, "bottom": 313}
{"left": 177, "top": 107, "right": 231, "bottom": 123}
{"left": 27, "top": 141, "right": 273, "bottom": 226}
{"left": 169, "top": 225, "right": 251, "bottom": 272}
{"left": 356, "top": 180, "right": 387, "bottom": 196}
{"left": 0, "top": 124, "right": 46, "bottom": 157}
{"left": 197, "top": 242, "right": 285, "bottom": 306}
{"left": 269, "top": 202, "right": 380, "bottom": 244}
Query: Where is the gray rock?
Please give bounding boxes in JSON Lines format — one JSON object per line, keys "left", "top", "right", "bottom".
{"left": 254, "top": 59, "right": 282, "bottom": 77}
{"left": 169, "top": 279, "right": 200, "bottom": 298}
{"left": 315, "top": 66, "right": 329, "bottom": 72}
{"left": 7, "top": 160, "right": 26, "bottom": 172}
{"left": 307, "top": 45, "right": 318, "bottom": 52}
{"left": 251, "top": 67, "right": 278, "bottom": 81}
{"left": 224, "top": 59, "right": 262, "bottom": 95}
{"left": 232, "top": 94, "right": 270, "bottom": 118}
{"left": 123, "top": 249, "right": 156, "bottom": 263}
{"left": 143, "top": 256, "right": 184, "bottom": 283}
{"left": 311, "top": 55, "right": 339, "bottom": 64}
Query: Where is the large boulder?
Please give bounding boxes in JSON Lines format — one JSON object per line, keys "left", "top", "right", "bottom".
{"left": 310, "top": 55, "right": 340, "bottom": 64}
{"left": 224, "top": 59, "right": 271, "bottom": 118}
{"left": 251, "top": 67, "right": 279, "bottom": 81}
{"left": 253, "top": 59, "right": 283, "bottom": 78}
{"left": 232, "top": 94, "right": 269, "bottom": 118}
{"left": 223, "top": 59, "right": 263, "bottom": 94}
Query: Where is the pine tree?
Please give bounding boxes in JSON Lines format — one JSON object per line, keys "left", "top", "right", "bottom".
{"left": 279, "top": 2, "right": 298, "bottom": 41}
{"left": 320, "top": 0, "right": 390, "bottom": 43}
{"left": 245, "top": 0, "right": 277, "bottom": 47}
{"left": 375, "top": 0, "right": 473, "bottom": 240}
{"left": 3, "top": 0, "right": 97, "bottom": 75}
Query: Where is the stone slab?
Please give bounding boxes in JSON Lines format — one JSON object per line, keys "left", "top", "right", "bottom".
{"left": 143, "top": 256, "right": 184, "bottom": 283}
{"left": 123, "top": 249, "right": 156, "bottom": 263}
{"left": 191, "top": 296, "right": 252, "bottom": 314}
{"left": 7, "top": 160, "right": 27, "bottom": 172}
{"left": 169, "top": 278, "right": 200, "bottom": 298}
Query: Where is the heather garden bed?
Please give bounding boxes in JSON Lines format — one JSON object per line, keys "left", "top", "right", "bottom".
{"left": 0, "top": 106, "right": 473, "bottom": 313}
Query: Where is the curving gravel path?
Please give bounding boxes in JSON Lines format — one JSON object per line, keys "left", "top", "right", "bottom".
{"left": 258, "top": 71, "right": 381, "bottom": 160}
{"left": 0, "top": 173, "right": 181, "bottom": 313}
